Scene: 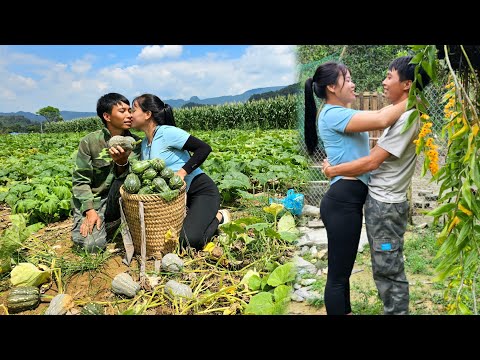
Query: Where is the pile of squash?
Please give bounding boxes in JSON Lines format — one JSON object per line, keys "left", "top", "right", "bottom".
{"left": 123, "top": 158, "right": 184, "bottom": 202}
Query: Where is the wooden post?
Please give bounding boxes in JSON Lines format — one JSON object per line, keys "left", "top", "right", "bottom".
{"left": 371, "top": 92, "right": 378, "bottom": 111}
{"left": 363, "top": 91, "right": 370, "bottom": 110}
{"left": 357, "top": 92, "right": 364, "bottom": 110}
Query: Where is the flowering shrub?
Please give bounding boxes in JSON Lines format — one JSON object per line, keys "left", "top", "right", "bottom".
{"left": 411, "top": 45, "right": 480, "bottom": 315}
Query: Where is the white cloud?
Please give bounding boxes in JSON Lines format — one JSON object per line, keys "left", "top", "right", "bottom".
{"left": 138, "top": 45, "right": 183, "bottom": 61}
{"left": 8, "top": 74, "right": 37, "bottom": 90}
{"left": 71, "top": 59, "right": 93, "bottom": 74}
{"left": 0, "top": 88, "right": 16, "bottom": 101}
{"left": 0, "top": 45, "right": 297, "bottom": 112}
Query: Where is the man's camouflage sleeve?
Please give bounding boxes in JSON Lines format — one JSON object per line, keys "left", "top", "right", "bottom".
{"left": 72, "top": 131, "right": 113, "bottom": 214}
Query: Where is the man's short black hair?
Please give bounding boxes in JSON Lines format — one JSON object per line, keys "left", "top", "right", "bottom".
{"left": 389, "top": 56, "right": 431, "bottom": 91}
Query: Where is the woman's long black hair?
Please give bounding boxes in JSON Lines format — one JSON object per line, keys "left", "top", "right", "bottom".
{"left": 304, "top": 62, "right": 350, "bottom": 155}
{"left": 133, "top": 93, "right": 176, "bottom": 127}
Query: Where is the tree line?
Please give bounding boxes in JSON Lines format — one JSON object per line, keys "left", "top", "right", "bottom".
{"left": 0, "top": 116, "right": 41, "bottom": 134}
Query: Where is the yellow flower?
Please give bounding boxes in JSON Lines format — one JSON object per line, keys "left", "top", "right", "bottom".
{"left": 421, "top": 113, "right": 430, "bottom": 120}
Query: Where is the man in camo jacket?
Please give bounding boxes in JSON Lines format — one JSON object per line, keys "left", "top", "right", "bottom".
{"left": 323, "top": 56, "right": 431, "bottom": 314}
{"left": 71, "top": 93, "right": 141, "bottom": 252}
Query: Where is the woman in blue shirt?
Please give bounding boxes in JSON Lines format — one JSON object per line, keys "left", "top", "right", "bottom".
{"left": 130, "top": 93, "right": 229, "bottom": 250}
{"left": 304, "top": 61, "right": 407, "bottom": 315}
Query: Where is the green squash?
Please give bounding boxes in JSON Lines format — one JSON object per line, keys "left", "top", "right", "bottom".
{"left": 44, "top": 294, "right": 74, "bottom": 315}
{"left": 124, "top": 173, "right": 141, "bottom": 194}
{"left": 7, "top": 286, "right": 41, "bottom": 313}
{"left": 142, "top": 178, "right": 152, "bottom": 187}
{"left": 108, "top": 136, "right": 137, "bottom": 151}
{"left": 81, "top": 302, "right": 105, "bottom": 315}
{"left": 152, "top": 177, "right": 170, "bottom": 193}
{"left": 111, "top": 273, "right": 140, "bottom": 298}
{"left": 131, "top": 160, "right": 151, "bottom": 175}
{"left": 169, "top": 175, "right": 184, "bottom": 190}
{"left": 159, "top": 189, "right": 180, "bottom": 202}
{"left": 160, "top": 167, "right": 174, "bottom": 180}
{"left": 138, "top": 186, "right": 154, "bottom": 195}
{"left": 142, "top": 168, "right": 158, "bottom": 181}
{"left": 150, "top": 158, "right": 166, "bottom": 172}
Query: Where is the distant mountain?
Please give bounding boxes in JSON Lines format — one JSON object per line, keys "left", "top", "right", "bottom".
{"left": 164, "top": 86, "right": 285, "bottom": 108}
{"left": 0, "top": 111, "right": 97, "bottom": 122}
{"left": 0, "top": 111, "right": 45, "bottom": 122}
{"left": 0, "top": 85, "right": 288, "bottom": 119}
{"left": 248, "top": 83, "right": 300, "bottom": 102}
{"left": 181, "top": 102, "right": 208, "bottom": 109}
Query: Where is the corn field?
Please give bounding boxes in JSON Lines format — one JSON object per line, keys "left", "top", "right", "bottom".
{"left": 44, "top": 96, "right": 298, "bottom": 133}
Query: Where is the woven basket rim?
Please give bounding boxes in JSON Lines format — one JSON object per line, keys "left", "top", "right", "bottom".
{"left": 120, "top": 182, "right": 186, "bottom": 201}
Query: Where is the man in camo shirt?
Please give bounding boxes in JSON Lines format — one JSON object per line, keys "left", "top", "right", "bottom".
{"left": 71, "top": 93, "right": 141, "bottom": 252}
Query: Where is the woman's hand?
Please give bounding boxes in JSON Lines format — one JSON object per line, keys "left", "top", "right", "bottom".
{"left": 175, "top": 169, "right": 187, "bottom": 184}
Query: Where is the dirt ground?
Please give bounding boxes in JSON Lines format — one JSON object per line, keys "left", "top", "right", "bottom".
{"left": 0, "top": 208, "right": 255, "bottom": 315}
{"left": 287, "top": 261, "right": 442, "bottom": 315}
{"left": 0, "top": 214, "right": 135, "bottom": 315}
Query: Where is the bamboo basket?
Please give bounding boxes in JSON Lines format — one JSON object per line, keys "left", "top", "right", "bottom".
{"left": 120, "top": 184, "right": 186, "bottom": 258}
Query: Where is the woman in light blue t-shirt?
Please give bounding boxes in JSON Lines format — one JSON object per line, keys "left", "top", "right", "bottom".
{"left": 130, "top": 94, "right": 230, "bottom": 250}
{"left": 303, "top": 61, "right": 407, "bottom": 315}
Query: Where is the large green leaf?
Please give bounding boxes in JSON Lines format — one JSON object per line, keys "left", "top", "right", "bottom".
{"left": 267, "top": 262, "right": 295, "bottom": 287}
{"left": 248, "top": 275, "right": 262, "bottom": 291}
{"left": 13, "top": 199, "right": 38, "bottom": 214}
{"left": 426, "top": 203, "right": 456, "bottom": 217}
{"left": 52, "top": 186, "right": 72, "bottom": 200}
{"left": 461, "top": 181, "right": 472, "bottom": 209}
{"left": 8, "top": 183, "right": 32, "bottom": 195}
{"left": 244, "top": 292, "right": 274, "bottom": 315}
{"left": 410, "top": 52, "right": 423, "bottom": 65}
{"left": 223, "top": 172, "right": 250, "bottom": 188}
{"left": 279, "top": 232, "right": 299, "bottom": 243}
{"left": 455, "top": 222, "right": 471, "bottom": 250}
{"left": 278, "top": 212, "right": 299, "bottom": 234}
{"left": 401, "top": 109, "right": 419, "bottom": 134}
{"left": 219, "top": 222, "right": 245, "bottom": 239}
{"left": 273, "top": 298, "right": 290, "bottom": 314}
{"left": 274, "top": 284, "right": 291, "bottom": 302}
{"left": 421, "top": 59, "right": 433, "bottom": 79}
{"left": 40, "top": 199, "right": 58, "bottom": 215}
{"left": 10, "top": 262, "right": 51, "bottom": 287}
{"left": 247, "top": 222, "right": 271, "bottom": 232}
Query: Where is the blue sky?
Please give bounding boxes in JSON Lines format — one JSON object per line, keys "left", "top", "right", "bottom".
{"left": 0, "top": 45, "right": 296, "bottom": 113}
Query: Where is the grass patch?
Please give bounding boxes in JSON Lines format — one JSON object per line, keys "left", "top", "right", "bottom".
{"left": 404, "top": 228, "right": 440, "bottom": 275}
{"left": 350, "top": 284, "right": 383, "bottom": 315}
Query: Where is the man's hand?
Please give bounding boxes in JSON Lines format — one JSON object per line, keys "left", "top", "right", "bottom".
{"left": 109, "top": 145, "right": 131, "bottom": 166}
{"left": 80, "top": 209, "right": 102, "bottom": 237}
{"left": 322, "top": 158, "right": 333, "bottom": 178}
